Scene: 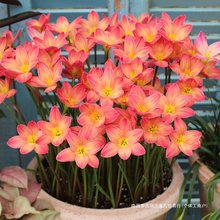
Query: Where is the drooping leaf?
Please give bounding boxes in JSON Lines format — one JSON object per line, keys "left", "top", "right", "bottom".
{"left": 23, "top": 210, "right": 61, "bottom": 220}
{"left": 0, "top": 166, "right": 28, "bottom": 189}
{"left": 0, "top": 0, "right": 22, "bottom": 6}
{"left": 0, "top": 184, "right": 19, "bottom": 201}
{"left": 4, "top": 196, "right": 39, "bottom": 219}
{"left": 0, "top": 109, "right": 6, "bottom": 118}
{"left": 20, "top": 181, "right": 41, "bottom": 204}
{"left": 0, "top": 11, "right": 41, "bottom": 28}
{"left": 33, "top": 199, "right": 55, "bottom": 211}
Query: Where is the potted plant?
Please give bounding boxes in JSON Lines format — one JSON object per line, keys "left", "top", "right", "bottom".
{"left": 0, "top": 166, "right": 61, "bottom": 219}
{"left": 189, "top": 96, "right": 220, "bottom": 217}
{"left": 0, "top": 11, "right": 219, "bottom": 219}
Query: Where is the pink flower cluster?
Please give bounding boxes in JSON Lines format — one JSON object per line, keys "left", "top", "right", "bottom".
{"left": 1, "top": 12, "right": 220, "bottom": 169}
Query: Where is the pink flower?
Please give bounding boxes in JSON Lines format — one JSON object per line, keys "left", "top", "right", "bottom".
{"left": 56, "top": 126, "right": 105, "bottom": 169}
{"left": 166, "top": 118, "right": 202, "bottom": 158}
{"left": 38, "top": 106, "right": 71, "bottom": 147}
{"left": 2, "top": 44, "right": 39, "bottom": 83}
{"left": 128, "top": 85, "right": 161, "bottom": 117}
{"left": 194, "top": 32, "right": 220, "bottom": 62}
{"left": 57, "top": 82, "right": 86, "bottom": 108}
{"left": 0, "top": 78, "right": 16, "bottom": 104}
{"left": 101, "top": 119, "right": 145, "bottom": 160}
{"left": 170, "top": 55, "right": 204, "bottom": 84}
{"left": 113, "top": 36, "right": 150, "bottom": 61}
{"left": 28, "top": 60, "right": 62, "bottom": 93}
{"left": 160, "top": 84, "right": 195, "bottom": 123}
{"left": 202, "top": 61, "right": 220, "bottom": 79}
{"left": 161, "top": 13, "right": 192, "bottom": 42}
{"left": 78, "top": 103, "right": 119, "bottom": 127}
{"left": 141, "top": 117, "right": 173, "bottom": 148}
{"left": 7, "top": 121, "right": 49, "bottom": 154}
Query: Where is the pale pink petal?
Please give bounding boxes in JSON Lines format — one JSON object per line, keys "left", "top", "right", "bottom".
{"left": 131, "top": 143, "right": 146, "bottom": 156}
{"left": 88, "top": 155, "right": 99, "bottom": 168}
{"left": 56, "top": 148, "right": 75, "bottom": 162}
{"left": 101, "top": 142, "right": 118, "bottom": 158}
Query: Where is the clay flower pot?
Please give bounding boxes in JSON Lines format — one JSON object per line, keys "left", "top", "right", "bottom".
{"left": 28, "top": 158, "right": 183, "bottom": 220}
{"left": 189, "top": 152, "right": 220, "bottom": 216}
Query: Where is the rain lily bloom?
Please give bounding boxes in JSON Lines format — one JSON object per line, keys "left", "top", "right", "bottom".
{"left": 62, "top": 49, "right": 88, "bottom": 79}
{"left": 202, "top": 61, "right": 220, "bottom": 79}
{"left": 135, "top": 18, "right": 161, "bottom": 44}
{"left": 166, "top": 118, "right": 202, "bottom": 158}
{"left": 47, "top": 16, "right": 81, "bottom": 36}
{"left": 56, "top": 126, "right": 105, "bottom": 168}
{"left": 26, "top": 14, "right": 50, "bottom": 32}
{"left": 113, "top": 36, "right": 150, "bottom": 61}
{"left": 141, "top": 117, "right": 173, "bottom": 148}
{"left": 80, "top": 10, "right": 110, "bottom": 37}
{"left": 161, "top": 12, "right": 192, "bottom": 42}
{"left": 94, "top": 27, "right": 123, "bottom": 49}
{"left": 0, "top": 78, "right": 16, "bottom": 104}
{"left": 38, "top": 106, "right": 71, "bottom": 147}
{"left": 28, "top": 60, "right": 62, "bottom": 92}
{"left": 71, "top": 33, "right": 95, "bottom": 53}
{"left": 57, "top": 82, "right": 86, "bottom": 108}
{"left": 177, "top": 79, "right": 205, "bottom": 105}
{"left": 77, "top": 103, "right": 119, "bottom": 127}
{"left": 87, "top": 62, "right": 124, "bottom": 106}
{"left": 160, "top": 84, "right": 195, "bottom": 123}
{"left": 7, "top": 121, "right": 49, "bottom": 154}
{"left": 128, "top": 13, "right": 152, "bottom": 24}
{"left": 33, "top": 30, "right": 68, "bottom": 49}
{"left": 2, "top": 44, "right": 39, "bottom": 83}
{"left": 38, "top": 48, "right": 61, "bottom": 68}
{"left": 3, "top": 30, "right": 20, "bottom": 48}
{"left": 120, "top": 15, "right": 136, "bottom": 36}
{"left": 149, "top": 38, "right": 173, "bottom": 67}
{"left": 170, "top": 55, "right": 204, "bottom": 84}
{"left": 121, "top": 58, "right": 143, "bottom": 80}
{"left": 194, "top": 32, "right": 220, "bottom": 62}
{"left": 135, "top": 68, "right": 154, "bottom": 86}
{"left": 128, "top": 85, "right": 161, "bottom": 117}
{"left": 101, "top": 119, "right": 145, "bottom": 160}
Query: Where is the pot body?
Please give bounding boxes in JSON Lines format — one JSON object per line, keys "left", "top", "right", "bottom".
{"left": 189, "top": 153, "right": 220, "bottom": 216}
{"left": 28, "top": 159, "right": 183, "bottom": 220}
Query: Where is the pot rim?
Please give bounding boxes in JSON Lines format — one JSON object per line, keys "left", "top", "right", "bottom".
{"left": 28, "top": 158, "right": 183, "bottom": 218}
{"left": 189, "top": 152, "right": 220, "bottom": 193}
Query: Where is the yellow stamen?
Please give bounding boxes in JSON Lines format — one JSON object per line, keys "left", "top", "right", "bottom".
{"left": 20, "top": 64, "right": 29, "bottom": 73}
{"left": 103, "top": 87, "right": 113, "bottom": 97}
{"left": 168, "top": 33, "right": 177, "bottom": 41}
{"left": 52, "top": 127, "right": 62, "bottom": 137}
{"left": 91, "top": 111, "right": 101, "bottom": 122}
{"left": 118, "top": 137, "right": 128, "bottom": 148}
{"left": 27, "top": 134, "right": 37, "bottom": 144}
{"left": 76, "top": 146, "right": 87, "bottom": 157}
{"left": 165, "top": 105, "right": 176, "bottom": 114}
{"left": 155, "top": 52, "right": 165, "bottom": 60}
{"left": 183, "top": 87, "right": 192, "bottom": 95}
{"left": 137, "top": 104, "right": 149, "bottom": 113}
{"left": 128, "top": 52, "right": 135, "bottom": 59}
{"left": 148, "top": 125, "right": 158, "bottom": 134}
{"left": 176, "top": 135, "right": 185, "bottom": 145}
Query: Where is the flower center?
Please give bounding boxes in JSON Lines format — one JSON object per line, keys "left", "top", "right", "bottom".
{"left": 155, "top": 52, "right": 165, "bottom": 61}
{"left": 118, "top": 137, "right": 129, "bottom": 148}
{"left": 91, "top": 111, "right": 101, "bottom": 122}
{"left": 27, "top": 134, "right": 37, "bottom": 144}
{"left": 168, "top": 32, "right": 177, "bottom": 41}
{"left": 52, "top": 127, "right": 62, "bottom": 137}
{"left": 76, "top": 146, "right": 87, "bottom": 157}
{"left": 183, "top": 87, "right": 192, "bottom": 95}
{"left": 46, "top": 78, "right": 54, "bottom": 86}
{"left": 0, "top": 86, "right": 8, "bottom": 94}
{"left": 148, "top": 125, "right": 158, "bottom": 134}
{"left": 137, "top": 104, "right": 149, "bottom": 113}
{"left": 103, "top": 87, "right": 113, "bottom": 97}
{"left": 20, "top": 64, "right": 29, "bottom": 73}
{"left": 165, "top": 104, "right": 176, "bottom": 114}
{"left": 128, "top": 52, "right": 135, "bottom": 59}
{"left": 176, "top": 135, "right": 185, "bottom": 145}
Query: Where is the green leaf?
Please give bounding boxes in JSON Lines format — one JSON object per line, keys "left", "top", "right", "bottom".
{"left": 0, "top": 166, "right": 28, "bottom": 189}
{"left": 208, "top": 209, "right": 220, "bottom": 220}
{"left": 4, "top": 196, "right": 39, "bottom": 219}
{"left": 0, "top": 109, "right": 6, "bottom": 118}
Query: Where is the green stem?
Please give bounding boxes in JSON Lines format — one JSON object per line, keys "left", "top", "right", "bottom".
{"left": 3, "top": 102, "right": 21, "bottom": 124}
